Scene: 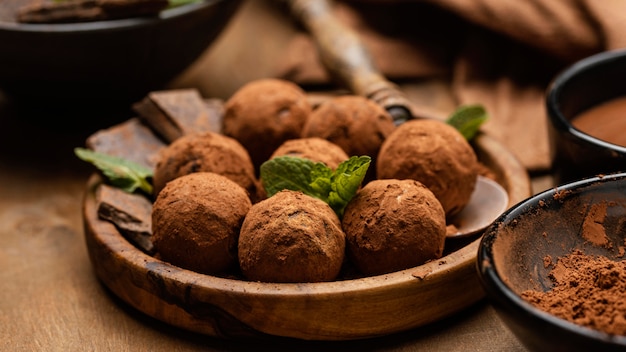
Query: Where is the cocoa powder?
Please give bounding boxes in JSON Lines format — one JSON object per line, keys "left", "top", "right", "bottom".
{"left": 522, "top": 250, "right": 626, "bottom": 336}
{"left": 581, "top": 202, "right": 610, "bottom": 247}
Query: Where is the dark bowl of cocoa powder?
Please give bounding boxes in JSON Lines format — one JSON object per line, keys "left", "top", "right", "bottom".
{"left": 0, "top": 0, "right": 241, "bottom": 106}
{"left": 547, "top": 48, "right": 626, "bottom": 185}
{"left": 477, "top": 172, "right": 626, "bottom": 352}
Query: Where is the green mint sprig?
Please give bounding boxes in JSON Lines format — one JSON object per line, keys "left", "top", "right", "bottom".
{"left": 260, "top": 155, "right": 371, "bottom": 218}
{"left": 446, "top": 104, "right": 488, "bottom": 140}
{"left": 167, "top": 0, "right": 202, "bottom": 8}
{"left": 75, "top": 147, "right": 153, "bottom": 195}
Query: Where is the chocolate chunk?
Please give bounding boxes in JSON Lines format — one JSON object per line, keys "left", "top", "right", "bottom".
{"left": 203, "top": 97, "right": 225, "bottom": 134}
{"left": 17, "top": 0, "right": 168, "bottom": 24}
{"left": 96, "top": 183, "right": 154, "bottom": 253}
{"left": 133, "top": 96, "right": 181, "bottom": 143}
{"left": 133, "top": 89, "right": 223, "bottom": 143}
{"left": 86, "top": 117, "right": 165, "bottom": 170}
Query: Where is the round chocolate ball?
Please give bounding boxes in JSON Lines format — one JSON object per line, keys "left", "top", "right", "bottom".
{"left": 270, "top": 137, "right": 349, "bottom": 170}
{"left": 153, "top": 131, "right": 263, "bottom": 202}
{"left": 301, "top": 95, "right": 395, "bottom": 159}
{"left": 238, "top": 190, "right": 345, "bottom": 283}
{"left": 222, "top": 78, "right": 311, "bottom": 170}
{"left": 376, "top": 119, "right": 478, "bottom": 217}
{"left": 152, "top": 172, "right": 252, "bottom": 275}
{"left": 342, "top": 179, "right": 447, "bottom": 276}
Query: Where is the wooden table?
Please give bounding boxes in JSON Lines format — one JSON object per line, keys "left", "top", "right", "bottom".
{"left": 0, "top": 89, "right": 544, "bottom": 351}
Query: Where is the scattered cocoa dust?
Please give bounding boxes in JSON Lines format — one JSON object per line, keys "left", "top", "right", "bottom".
{"left": 542, "top": 255, "right": 552, "bottom": 269}
{"left": 522, "top": 250, "right": 626, "bottom": 336}
{"left": 553, "top": 188, "right": 572, "bottom": 201}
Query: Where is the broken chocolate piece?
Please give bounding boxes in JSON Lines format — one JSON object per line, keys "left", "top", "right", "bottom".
{"left": 133, "top": 96, "right": 181, "bottom": 143}
{"left": 149, "top": 89, "right": 216, "bottom": 135}
{"left": 86, "top": 117, "right": 165, "bottom": 170}
{"left": 133, "top": 89, "right": 223, "bottom": 143}
{"left": 203, "top": 97, "right": 224, "bottom": 134}
{"left": 96, "top": 183, "right": 154, "bottom": 253}
{"left": 17, "top": 0, "right": 168, "bottom": 24}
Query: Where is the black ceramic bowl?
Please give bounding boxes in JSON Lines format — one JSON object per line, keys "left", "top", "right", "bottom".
{"left": 0, "top": 0, "right": 241, "bottom": 106}
{"left": 477, "top": 172, "right": 626, "bottom": 352}
{"left": 547, "top": 49, "right": 626, "bottom": 184}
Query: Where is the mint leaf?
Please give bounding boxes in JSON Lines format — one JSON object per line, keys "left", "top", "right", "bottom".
{"left": 327, "top": 156, "right": 371, "bottom": 217}
{"left": 446, "top": 104, "right": 488, "bottom": 140}
{"left": 167, "top": 0, "right": 202, "bottom": 8}
{"left": 260, "top": 155, "right": 371, "bottom": 218}
{"left": 259, "top": 156, "right": 320, "bottom": 198}
{"left": 74, "top": 147, "right": 153, "bottom": 195}
{"left": 309, "top": 162, "right": 333, "bottom": 197}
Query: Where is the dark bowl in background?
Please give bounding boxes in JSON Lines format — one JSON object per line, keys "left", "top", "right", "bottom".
{"left": 477, "top": 172, "right": 626, "bottom": 352}
{"left": 546, "top": 49, "right": 626, "bottom": 185}
{"left": 0, "top": 0, "right": 241, "bottom": 107}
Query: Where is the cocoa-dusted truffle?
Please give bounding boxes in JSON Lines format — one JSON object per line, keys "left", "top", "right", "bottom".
{"left": 153, "top": 131, "right": 263, "bottom": 202}
{"left": 301, "top": 95, "right": 395, "bottom": 159}
{"left": 342, "top": 179, "right": 446, "bottom": 276}
{"left": 222, "top": 78, "right": 311, "bottom": 170}
{"left": 152, "top": 172, "right": 252, "bottom": 275}
{"left": 238, "top": 190, "right": 345, "bottom": 283}
{"left": 376, "top": 119, "right": 478, "bottom": 217}
{"left": 270, "top": 137, "right": 349, "bottom": 170}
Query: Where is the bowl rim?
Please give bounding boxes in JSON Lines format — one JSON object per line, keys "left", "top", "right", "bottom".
{"left": 0, "top": 0, "right": 224, "bottom": 33}
{"left": 478, "top": 171, "right": 626, "bottom": 346}
{"left": 546, "top": 48, "right": 626, "bottom": 155}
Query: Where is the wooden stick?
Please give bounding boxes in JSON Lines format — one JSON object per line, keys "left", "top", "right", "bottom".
{"left": 286, "top": 0, "right": 416, "bottom": 124}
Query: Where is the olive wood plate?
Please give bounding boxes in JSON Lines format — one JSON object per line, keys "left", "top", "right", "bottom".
{"left": 82, "top": 130, "right": 531, "bottom": 341}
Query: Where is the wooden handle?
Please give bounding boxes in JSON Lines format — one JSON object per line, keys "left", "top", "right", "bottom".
{"left": 287, "top": 0, "right": 413, "bottom": 123}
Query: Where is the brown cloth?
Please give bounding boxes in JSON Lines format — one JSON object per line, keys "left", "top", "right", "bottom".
{"left": 175, "top": 0, "right": 626, "bottom": 172}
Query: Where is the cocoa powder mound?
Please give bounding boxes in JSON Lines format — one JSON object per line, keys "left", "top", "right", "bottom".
{"left": 521, "top": 250, "right": 626, "bottom": 336}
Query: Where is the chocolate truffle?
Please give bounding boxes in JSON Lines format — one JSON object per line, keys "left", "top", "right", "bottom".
{"left": 152, "top": 172, "right": 252, "bottom": 275}
{"left": 342, "top": 179, "right": 446, "bottom": 276}
{"left": 270, "top": 137, "right": 349, "bottom": 170}
{"left": 376, "top": 119, "right": 478, "bottom": 217}
{"left": 222, "top": 78, "right": 311, "bottom": 170}
{"left": 238, "top": 190, "right": 345, "bottom": 283}
{"left": 153, "top": 131, "right": 263, "bottom": 202}
{"left": 301, "top": 95, "right": 395, "bottom": 159}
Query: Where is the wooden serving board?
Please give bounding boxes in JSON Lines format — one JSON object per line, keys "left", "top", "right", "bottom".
{"left": 82, "top": 114, "right": 530, "bottom": 340}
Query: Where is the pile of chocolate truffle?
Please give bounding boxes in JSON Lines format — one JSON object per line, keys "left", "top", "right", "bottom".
{"left": 150, "top": 79, "right": 479, "bottom": 283}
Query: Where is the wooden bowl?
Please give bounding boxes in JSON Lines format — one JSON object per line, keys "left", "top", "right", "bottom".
{"left": 82, "top": 127, "right": 531, "bottom": 340}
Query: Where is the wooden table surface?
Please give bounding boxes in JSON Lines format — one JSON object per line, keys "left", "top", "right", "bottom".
{"left": 0, "top": 92, "right": 546, "bottom": 351}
